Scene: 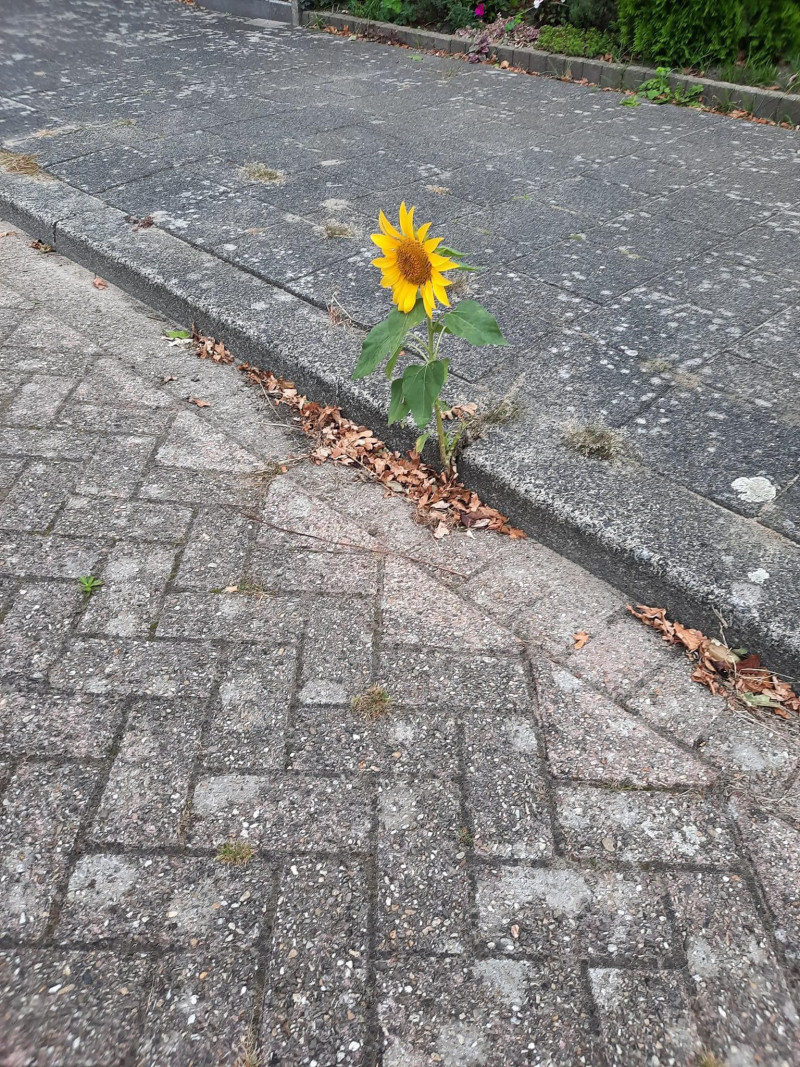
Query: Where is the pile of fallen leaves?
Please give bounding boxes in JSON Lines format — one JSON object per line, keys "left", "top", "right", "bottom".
{"left": 188, "top": 328, "right": 523, "bottom": 537}
{"left": 239, "top": 362, "right": 525, "bottom": 539}
{"left": 628, "top": 604, "right": 799, "bottom": 722}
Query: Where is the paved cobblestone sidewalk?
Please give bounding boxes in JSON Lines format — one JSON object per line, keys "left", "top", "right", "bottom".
{"left": 0, "top": 230, "right": 798, "bottom": 1065}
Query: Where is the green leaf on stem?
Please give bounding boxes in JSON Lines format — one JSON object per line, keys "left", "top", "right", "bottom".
{"left": 414, "top": 432, "right": 431, "bottom": 454}
{"left": 441, "top": 300, "right": 507, "bottom": 346}
{"left": 387, "top": 377, "right": 410, "bottom": 425}
{"left": 353, "top": 300, "right": 426, "bottom": 379}
{"left": 401, "top": 360, "right": 447, "bottom": 430}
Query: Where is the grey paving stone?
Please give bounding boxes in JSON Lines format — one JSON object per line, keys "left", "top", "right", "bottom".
{"left": 574, "top": 285, "right": 743, "bottom": 369}
{"left": 0, "top": 426, "right": 96, "bottom": 461}
{"left": 555, "top": 784, "right": 737, "bottom": 866}
{"left": 0, "top": 456, "right": 25, "bottom": 490}
{"left": 139, "top": 465, "right": 265, "bottom": 509}
{"left": 247, "top": 487, "right": 380, "bottom": 596}
{"left": 204, "top": 646, "right": 295, "bottom": 772}
{"left": 464, "top": 714, "right": 553, "bottom": 860}
{"left": 72, "top": 357, "right": 173, "bottom": 408}
{"left": 137, "top": 948, "right": 260, "bottom": 1067}
{"left": 2, "top": 373, "right": 75, "bottom": 427}
{"left": 670, "top": 870, "right": 799, "bottom": 1065}
{"left": 0, "top": 460, "right": 78, "bottom": 532}
{"left": 262, "top": 857, "right": 369, "bottom": 1067}
{"left": 189, "top": 772, "right": 371, "bottom": 852}
{"left": 730, "top": 304, "right": 800, "bottom": 380}
{"left": 53, "top": 400, "right": 173, "bottom": 436}
{"left": 379, "top": 647, "right": 531, "bottom": 712}
{"left": 761, "top": 478, "right": 800, "bottom": 544}
{"left": 626, "top": 662, "right": 728, "bottom": 750}
{"left": 157, "top": 589, "right": 305, "bottom": 645}
{"left": 59, "top": 854, "right": 274, "bottom": 948}
{"left": 377, "top": 776, "right": 470, "bottom": 955}
{"left": 289, "top": 704, "right": 461, "bottom": 778}
{"left": 0, "top": 681, "right": 122, "bottom": 759}
{"left": 629, "top": 379, "right": 799, "bottom": 519}
{"left": 79, "top": 541, "right": 176, "bottom": 638}
{"left": 156, "top": 409, "right": 261, "bottom": 473}
{"left": 654, "top": 179, "right": 779, "bottom": 236}
{"left": 50, "top": 637, "right": 222, "bottom": 697}
{"left": 0, "top": 761, "right": 97, "bottom": 941}
{"left": 3, "top": 310, "right": 101, "bottom": 373}
{"left": 55, "top": 495, "right": 192, "bottom": 542}
{"left": 0, "top": 580, "right": 82, "bottom": 678}
{"left": 383, "top": 558, "right": 517, "bottom": 652}
{"left": 589, "top": 968, "right": 701, "bottom": 1066}
{"left": 466, "top": 537, "right": 624, "bottom": 657}
{"left": 89, "top": 696, "right": 205, "bottom": 847}
{"left": 75, "top": 433, "right": 157, "bottom": 497}
{"left": 0, "top": 532, "right": 102, "bottom": 579}
{"left": 657, "top": 249, "right": 799, "bottom": 331}
{"left": 535, "top": 670, "right": 716, "bottom": 789}
{"left": 477, "top": 864, "right": 674, "bottom": 965}
{"left": 300, "top": 601, "right": 372, "bottom": 705}
{"left": 0, "top": 949, "right": 151, "bottom": 1067}
{"left": 519, "top": 237, "right": 664, "bottom": 305}
{"left": 730, "top": 798, "right": 800, "bottom": 982}
{"left": 378, "top": 955, "right": 600, "bottom": 1066}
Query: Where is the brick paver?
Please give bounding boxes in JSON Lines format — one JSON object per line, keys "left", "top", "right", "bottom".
{"left": 0, "top": 230, "right": 798, "bottom": 1064}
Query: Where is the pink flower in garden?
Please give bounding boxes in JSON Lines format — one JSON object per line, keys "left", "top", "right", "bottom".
{"left": 474, "top": 3, "right": 485, "bottom": 16}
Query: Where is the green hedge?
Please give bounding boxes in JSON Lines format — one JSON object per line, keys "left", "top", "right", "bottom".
{"left": 618, "top": 0, "right": 800, "bottom": 67}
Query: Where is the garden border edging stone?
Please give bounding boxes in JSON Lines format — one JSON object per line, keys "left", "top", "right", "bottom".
{"left": 303, "top": 10, "right": 800, "bottom": 125}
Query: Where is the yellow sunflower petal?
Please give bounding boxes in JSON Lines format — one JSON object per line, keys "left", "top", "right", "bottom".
{"left": 398, "top": 283, "right": 418, "bottom": 313}
{"left": 378, "top": 210, "right": 402, "bottom": 239}
{"left": 423, "top": 237, "right": 443, "bottom": 252}
{"left": 432, "top": 280, "right": 450, "bottom": 306}
{"left": 429, "top": 254, "right": 457, "bottom": 272}
{"left": 416, "top": 221, "right": 432, "bottom": 242}
{"left": 372, "top": 232, "right": 400, "bottom": 253}
{"left": 421, "top": 282, "right": 435, "bottom": 318}
{"left": 399, "top": 202, "right": 416, "bottom": 239}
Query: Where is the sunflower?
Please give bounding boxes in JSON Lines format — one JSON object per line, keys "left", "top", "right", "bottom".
{"left": 371, "top": 202, "right": 458, "bottom": 318}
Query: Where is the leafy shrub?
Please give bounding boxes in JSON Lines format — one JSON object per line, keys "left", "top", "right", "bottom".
{"left": 565, "top": 0, "right": 618, "bottom": 31}
{"left": 537, "top": 23, "right": 619, "bottom": 57}
{"left": 618, "top": 0, "right": 800, "bottom": 68}
{"left": 446, "top": 1, "right": 475, "bottom": 30}
{"left": 618, "top": 0, "right": 740, "bottom": 68}
{"left": 740, "top": 0, "right": 800, "bottom": 64}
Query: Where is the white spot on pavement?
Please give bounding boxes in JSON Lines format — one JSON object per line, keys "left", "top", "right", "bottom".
{"left": 731, "top": 476, "right": 776, "bottom": 503}
{"left": 746, "top": 568, "right": 769, "bottom": 585}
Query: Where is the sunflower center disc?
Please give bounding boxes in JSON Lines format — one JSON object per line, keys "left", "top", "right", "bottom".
{"left": 396, "top": 238, "right": 432, "bottom": 286}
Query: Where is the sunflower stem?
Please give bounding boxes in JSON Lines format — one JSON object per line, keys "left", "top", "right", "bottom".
{"left": 435, "top": 400, "right": 448, "bottom": 470}
{"left": 426, "top": 318, "right": 449, "bottom": 470}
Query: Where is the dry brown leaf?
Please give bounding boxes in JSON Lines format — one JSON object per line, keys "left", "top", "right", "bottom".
{"left": 92, "top": 277, "right": 108, "bottom": 290}
{"left": 628, "top": 603, "right": 800, "bottom": 723}
{"left": 29, "top": 238, "right": 54, "bottom": 253}
{"left": 162, "top": 375, "right": 177, "bottom": 383}
{"left": 187, "top": 397, "right": 210, "bottom": 408}
{"left": 572, "top": 630, "right": 590, "bottom": 650}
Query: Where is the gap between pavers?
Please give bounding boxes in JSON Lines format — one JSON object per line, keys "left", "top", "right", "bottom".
{"left": 1, "top": 171, "right": 798, "bottom": 676}
{"left": 302, "top": 10, "right": 800, "bottom": 126}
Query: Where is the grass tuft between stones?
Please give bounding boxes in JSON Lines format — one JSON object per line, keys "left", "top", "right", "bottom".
{"left": 240, "top": 162, "right": 285, "bottom": 184}
{"left": 0, "top": 150, "right": 41, "bottom": 176}
{"left": 323, "top": 221, "right": 354, "bottom": 239}
{"left": 564, "top": 421, "right": 627, "bottom": 461}
{"left": 352, "top": 685, "right": 393, "bottom": 721}
{"left": 216, "top": 839, "right": 255, "bottom": 866}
